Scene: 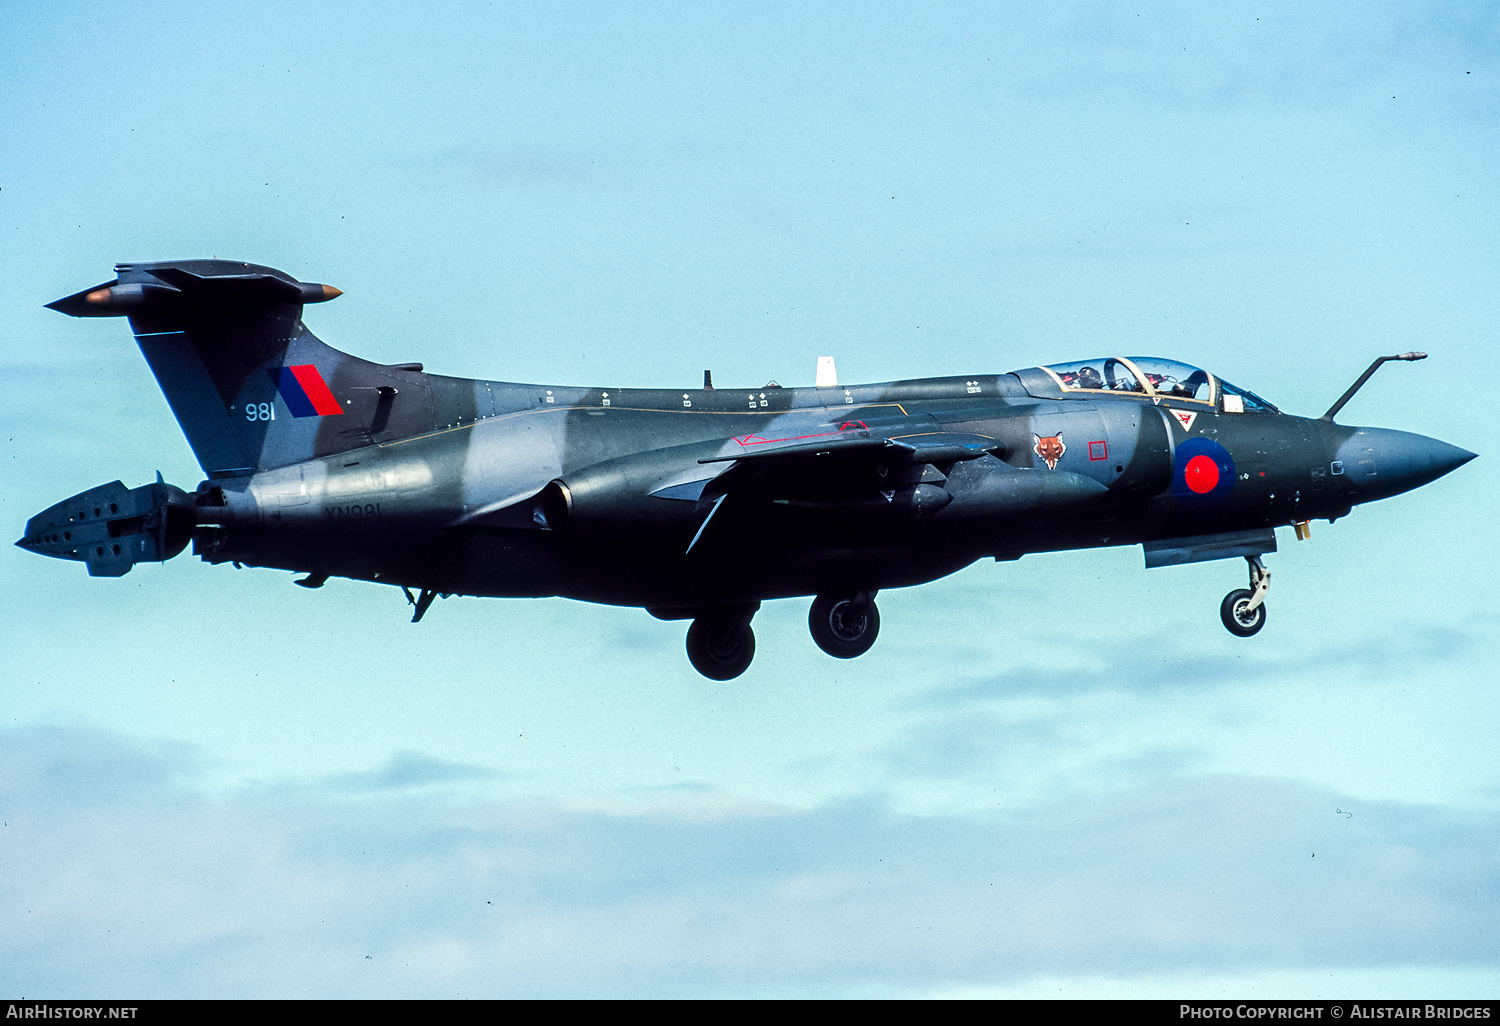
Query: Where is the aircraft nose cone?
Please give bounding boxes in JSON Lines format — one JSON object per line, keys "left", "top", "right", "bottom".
{"left": 1335, "top": 427, "right": 1476, "bottom": 502}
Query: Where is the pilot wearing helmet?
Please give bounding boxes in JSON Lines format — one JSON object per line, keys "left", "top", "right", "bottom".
{"left": 1074, "top": 365, "right": 1103, "bottom": 390}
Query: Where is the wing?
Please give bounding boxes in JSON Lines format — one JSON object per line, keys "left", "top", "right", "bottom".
{"left": 697, "top": 431, "right": 997, "bottom": 469}
{"left": 696, "top": 415, "right": 1002, "bottom": 516}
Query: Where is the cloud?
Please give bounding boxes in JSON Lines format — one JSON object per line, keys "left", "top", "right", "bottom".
{"left": 865, "top": 616, "right": 1498, "bottom": 791}
{"left": 0, "top": 728, "right": 1497, "bottom": 997}
{"left": 923, "top": 618, "right": 1486, "bottom": 706}
{"left": 323, "top": 751, "right": 506, "bottom": 794}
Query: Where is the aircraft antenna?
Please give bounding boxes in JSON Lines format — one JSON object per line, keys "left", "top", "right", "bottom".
{"left": 1321, "top": 352, "right": 1426, "bottom": 422}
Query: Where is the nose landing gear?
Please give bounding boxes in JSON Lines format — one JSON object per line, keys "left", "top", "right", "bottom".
{"left": 1220, "top": 555, "right": 1270, "bottom": 637}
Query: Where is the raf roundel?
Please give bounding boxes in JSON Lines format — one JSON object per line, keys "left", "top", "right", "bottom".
{"left": 1171, "top": 437, "right": 1235, "bottom": 503}
{"left": 1183, "top": 454, "right": 1220, "bottom": 493}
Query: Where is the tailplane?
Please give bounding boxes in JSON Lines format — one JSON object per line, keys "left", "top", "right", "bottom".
{"left": 49, "top": 260, "right": 436, "bottom": 477}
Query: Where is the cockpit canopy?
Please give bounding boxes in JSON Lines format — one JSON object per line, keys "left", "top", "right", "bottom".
{"left": 1015, "top": 356, "right": 1277, "bottom": 413}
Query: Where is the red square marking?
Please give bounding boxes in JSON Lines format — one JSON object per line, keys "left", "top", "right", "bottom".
{"left": 1088, "top": 440, "right": 1108, "bottom": 461}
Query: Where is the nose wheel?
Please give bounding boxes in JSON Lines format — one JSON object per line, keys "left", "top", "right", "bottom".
{"left": 1220, "top": 556, "right": 1270, "bottom": 637}
{"left": 809, "top": 591, "right": 881, "bottom": 658}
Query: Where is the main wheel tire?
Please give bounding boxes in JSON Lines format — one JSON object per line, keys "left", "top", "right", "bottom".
{"left": 1220, "top": 588, "right": 1267, "bottom": 637}
{"left": 808, "top": 594, "right": 881, "bottom": 659}
{"left": 686, "top": 616, "right": 756, "bottom": 680}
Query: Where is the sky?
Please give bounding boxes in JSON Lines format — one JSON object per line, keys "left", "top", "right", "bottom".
{"left": 1, "top": 0, "right": 1498, "bottom": 998}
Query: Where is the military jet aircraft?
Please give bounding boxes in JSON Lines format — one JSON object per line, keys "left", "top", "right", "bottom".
{"left": 20, "top": 260, "right": 1476, "bottom": 679}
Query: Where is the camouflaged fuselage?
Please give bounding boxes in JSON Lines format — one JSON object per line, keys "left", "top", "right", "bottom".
{"left": 194, "top": 368, "right": 1400, "bottom": 608}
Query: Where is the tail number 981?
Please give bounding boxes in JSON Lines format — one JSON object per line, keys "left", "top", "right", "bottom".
{"left": 246, "top": 402, "right": 276, "bottom": 421}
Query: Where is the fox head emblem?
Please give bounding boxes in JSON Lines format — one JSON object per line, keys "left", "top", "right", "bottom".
{"left": 1033, "top": 432, "right": 1065, "bottom": 470}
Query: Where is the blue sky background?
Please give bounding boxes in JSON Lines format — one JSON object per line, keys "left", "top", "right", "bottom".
{"left": 1, "top": 0, "right": 1497, "bottom": 998}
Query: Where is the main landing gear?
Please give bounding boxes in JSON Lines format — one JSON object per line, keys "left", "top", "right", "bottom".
{"left": 678, "top": 591, "right": 884, "bottom": 679}
{"left": 1220, "top": 555, "right": 1270, "bottom": 637}
{"left": 685, "top": 605, "right": 758, "bottom": 680}
{"left": 808, "top": 591, "right": 881, "bottom": 659}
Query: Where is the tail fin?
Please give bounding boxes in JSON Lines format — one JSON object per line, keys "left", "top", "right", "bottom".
{"left": 49, "top": 260, "right": 436, "bottom": 477}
